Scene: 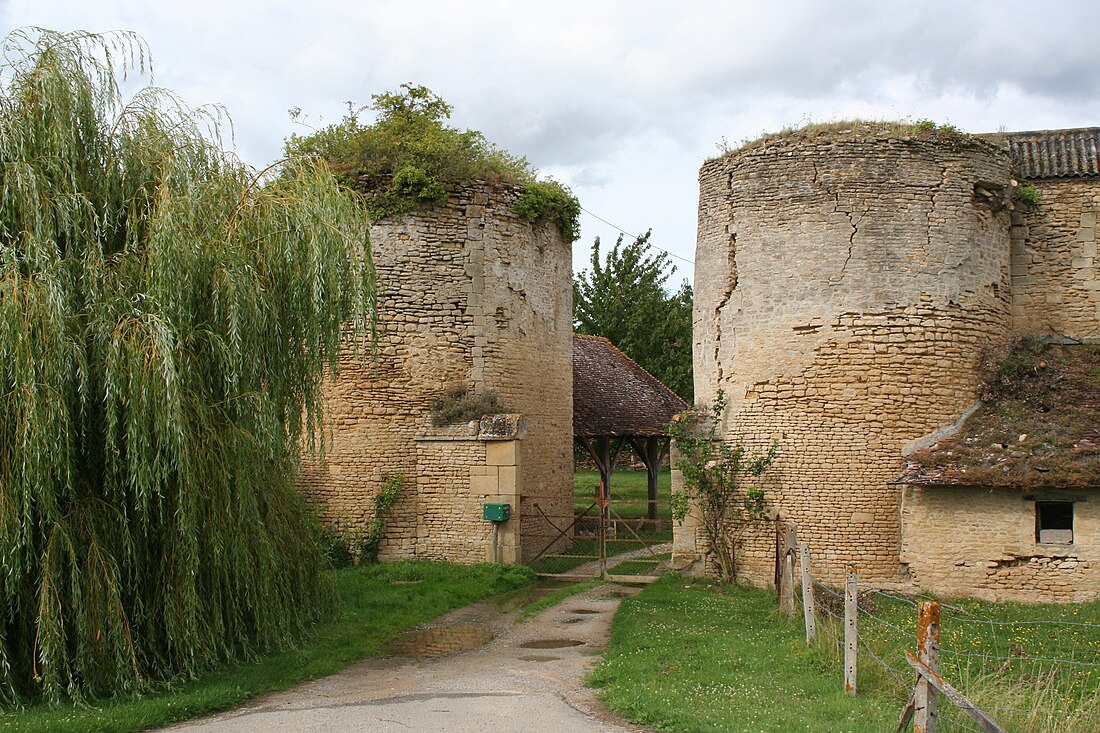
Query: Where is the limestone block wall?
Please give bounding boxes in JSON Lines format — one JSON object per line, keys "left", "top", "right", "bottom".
{"left": 297, "top": 181, "right": 572, "bottom": 562}
{"left": 1011, "top": 179, "right": 1100, "bottom": 342}
{"left": 684, "top": 126, "right": 1015, "bottom": 586}
{"left": 901, "top": 486, "right": 1100, "bottom": 603}
{"left": 413, "top": 419, "right": 522, "bottom": 564}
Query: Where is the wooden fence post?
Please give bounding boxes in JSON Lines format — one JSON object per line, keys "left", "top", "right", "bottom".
{"left": 782, "top": 552, "right": 796, "bottom": 617}
{"left": 844, "top": 566, "right": 857, "bottom": 696}
{"left": 799, "top": 542, "right": 815, "bottom": 645}
{"left": 915, "top": 601, "right": 941, "bottom": 733}
{"left": 778, "top": 523, "right": 798, "bottom": 618}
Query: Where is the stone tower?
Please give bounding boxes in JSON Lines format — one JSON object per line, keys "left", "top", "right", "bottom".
{"left": 685, "top": 124, "right": 1016, "bottom": 584}
{"left": 298, "top": 181, "right": 573, "bottom": 563}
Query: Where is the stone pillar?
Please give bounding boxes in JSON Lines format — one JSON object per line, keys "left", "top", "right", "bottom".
{"left": 480, "top": 415, "right": 524, "bottom": 563}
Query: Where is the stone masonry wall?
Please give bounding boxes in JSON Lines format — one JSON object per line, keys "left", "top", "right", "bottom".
{"left": 413, "top": 417, "right": 522, "bottom": 564}
{"left": 683, "top": 127, "right": 1015, "bottom": 586}
{"left": 296, "top": 181, "right": 572, "bottom": 563}
{"left": 1011, "top": 178, "right": 1100, "bottom": 342}
{"left": 901, "top": 486, "right": 1100, "bottom": 603}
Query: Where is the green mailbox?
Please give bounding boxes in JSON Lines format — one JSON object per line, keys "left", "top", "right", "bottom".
{"left": 483, "top": 503, "right": 511, "bottom": 522}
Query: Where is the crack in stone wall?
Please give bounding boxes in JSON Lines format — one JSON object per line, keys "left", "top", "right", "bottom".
{"left": 684, "top": 128, "right": 1015, "bottom": 588}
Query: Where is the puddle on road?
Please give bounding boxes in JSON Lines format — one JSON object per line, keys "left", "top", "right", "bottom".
{"left": 562, "top": 617, "right": 583, "bottom": 624}
{"left": 519, "top": 639, "right": 585, "bottom": 649}
{"left": 389, "top": 624, "right": 493, "bottom": 658}
{"left": 569, "top": 609, "right": 600, "bottom": 615}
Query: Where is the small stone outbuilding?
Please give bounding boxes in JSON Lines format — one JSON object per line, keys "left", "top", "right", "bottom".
{"left": 899, "top": 343, "right": 1100, "bottom": 602}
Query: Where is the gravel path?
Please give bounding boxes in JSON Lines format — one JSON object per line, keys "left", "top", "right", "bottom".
{"left": 160, "top": 583, "right": 651, "bottom": 733}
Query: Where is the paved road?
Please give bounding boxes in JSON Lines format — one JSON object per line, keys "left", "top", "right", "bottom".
{"left": 162, "top": 583, "right": 650, "bottom": 733}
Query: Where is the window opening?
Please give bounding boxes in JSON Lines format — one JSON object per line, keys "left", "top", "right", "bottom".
{"left": 1036, "top": 501, "right": 1073, "bottom": 544}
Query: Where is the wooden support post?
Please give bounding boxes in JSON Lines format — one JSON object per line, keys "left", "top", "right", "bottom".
{"left": 905, "top": 652, "right": 1007, "bottom": 733}
{"left": 914, "top": 601, "right": 941, "bottom": 733}
{"left": 627, "top": 435, "right": 666, "bottom": 523}
{"left": 782, "top": 552, "right": 796, "bottom": 618}
{"left": 799, "top": 542, "right": 816, "bottom": 645}
{"left": 844, "top": 566, "right": 858, "bottom": 696}
{"left": 778, "top": 523, "right": 798, "bottom": 617}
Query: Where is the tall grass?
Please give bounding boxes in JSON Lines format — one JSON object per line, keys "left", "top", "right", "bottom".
{"left": 0, "top": 28, "right": 373, "bottom": 702}
{"left": 808, "top": 587, "right": 1100, "bottom": 733}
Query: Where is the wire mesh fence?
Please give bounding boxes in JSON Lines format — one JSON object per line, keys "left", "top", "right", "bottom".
{"left": 785, "top": 537, "right": 1100, "bottom": 733}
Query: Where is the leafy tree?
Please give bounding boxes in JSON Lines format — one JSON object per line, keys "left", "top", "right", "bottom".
{"left": 285, "top": 84, "right": 579, "bottom": 240}
{"left": 0, "top": 29, "right": 373, "bottom": 701}
{"left": 573, "top": 231, "right": 693, "bottom": 399}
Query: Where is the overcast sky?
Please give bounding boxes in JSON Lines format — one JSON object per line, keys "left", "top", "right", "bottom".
{"left": 3, "top": 0, "right": 1099, "bottom": 284}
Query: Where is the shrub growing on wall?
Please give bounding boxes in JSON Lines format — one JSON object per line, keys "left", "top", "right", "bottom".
{"left": 285, "top": 83, "right": 579, "bottom": 240}
{"left": 0, "top": 29, "right": 373, "bottom": 702}
{"left": 669, "top": 392, "right": 776, "bottom": 582}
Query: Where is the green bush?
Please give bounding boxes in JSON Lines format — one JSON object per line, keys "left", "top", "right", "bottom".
{"left": 285, "top": 84, "right": 579, "bottom": 240}
{"left": 1017, "top": 182, "right": 1040, "bottom": 205}
{"left": 516, "top": 180, "right": 581, "bottom": 242}
{"left": 314, "top": 520, "right": 356, "bottom": 569}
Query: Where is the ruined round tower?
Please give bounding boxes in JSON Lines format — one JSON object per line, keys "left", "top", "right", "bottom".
{"left": 298, "top": 181, "right": 574, "bottom": 564}
{"left": 686, "top": 123, "right": 1016, "bottom": 584}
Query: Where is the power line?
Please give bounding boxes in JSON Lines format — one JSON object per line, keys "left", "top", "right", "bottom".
{"left": 579, "top": 205, "right": 695, "bottom": 266}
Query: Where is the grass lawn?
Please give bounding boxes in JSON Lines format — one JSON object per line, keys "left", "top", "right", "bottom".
{"left": 574, "top": 468, "right": 673, "bottom": 520}
{"left": 590, "top": 577, "right": 896, "bottom": 732}
{"left": 531, "top": 469, "right": 674, "bottom": 576}
{"left": 591, "top": 576, "right": 1100, "bottom": 733}
{"left": 0, "top": 561, "right": 534, "bottom": 733}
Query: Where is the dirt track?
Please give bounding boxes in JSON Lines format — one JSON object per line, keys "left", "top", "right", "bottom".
{"left": 161, "top": 582, "right": 651, "bottom": 733}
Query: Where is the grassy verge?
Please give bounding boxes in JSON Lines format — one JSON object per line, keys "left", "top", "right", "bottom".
{"left": 0, "top": 561, "right": 533, "bottom": 733}
{"left": 592, "top": 576, "right": 1100, "bottom": 733}
{"left": 590, "top": 577, "right": 895, "bottom": 732}
{"left": 518, "top": 579, "right": 604, "bottom": 620}
{"left": 574, "top": 468, "right": 672, "bottom": 519}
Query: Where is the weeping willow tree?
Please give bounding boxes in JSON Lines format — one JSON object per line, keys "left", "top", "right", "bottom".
{"left": 0, "top": 29, "right": 373, "bottom": 702}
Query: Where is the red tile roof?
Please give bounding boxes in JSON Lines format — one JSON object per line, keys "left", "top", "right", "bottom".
{"left": 573, "top": 334, "right": 689, "bottom": 438}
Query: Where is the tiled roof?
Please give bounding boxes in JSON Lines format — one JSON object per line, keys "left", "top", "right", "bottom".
{"left": 573, "top": 334, "right": 689, "bottom": 438}
{"left": 900, "top": 345, "right": 1100, "bottom": 488}
{"left": 990, "top": 128, "right": 1100, "bottom": 180}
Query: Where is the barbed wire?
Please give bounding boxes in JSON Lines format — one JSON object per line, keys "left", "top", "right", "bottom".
{"left": 854, "top": 605, "right": 911, "bottom": 637}
{"left": 812, "top": 581, "right": 845, "bottom": 602}
{"left": 982, "top": 705, "right": 1100, "bottom": 718}
{"left": 948, "top": 616, "right": 1100, "bottom": 629}
{"left": 792, "top": 551, "right": 1100, "bottom": 730}
{"left": 941, "top": 716, "right": 988, "bottom": 733}
{"left": 855, "top": 634, "right": 910, "bottom": 690}
{"left": 938, "top": 647, "right": 1100, "bottom": 669}
{"left": 862, "top": 586, "right": 919, "bottom": 608}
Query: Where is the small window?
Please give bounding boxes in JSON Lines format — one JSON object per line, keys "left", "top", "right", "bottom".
{"left": 1036, "top": 502, "right": 1073, "bottom": 544}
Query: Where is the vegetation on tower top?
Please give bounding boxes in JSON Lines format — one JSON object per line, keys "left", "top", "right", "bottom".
{"left": 284, "top": 83, "right": 580, "bottom": 240}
